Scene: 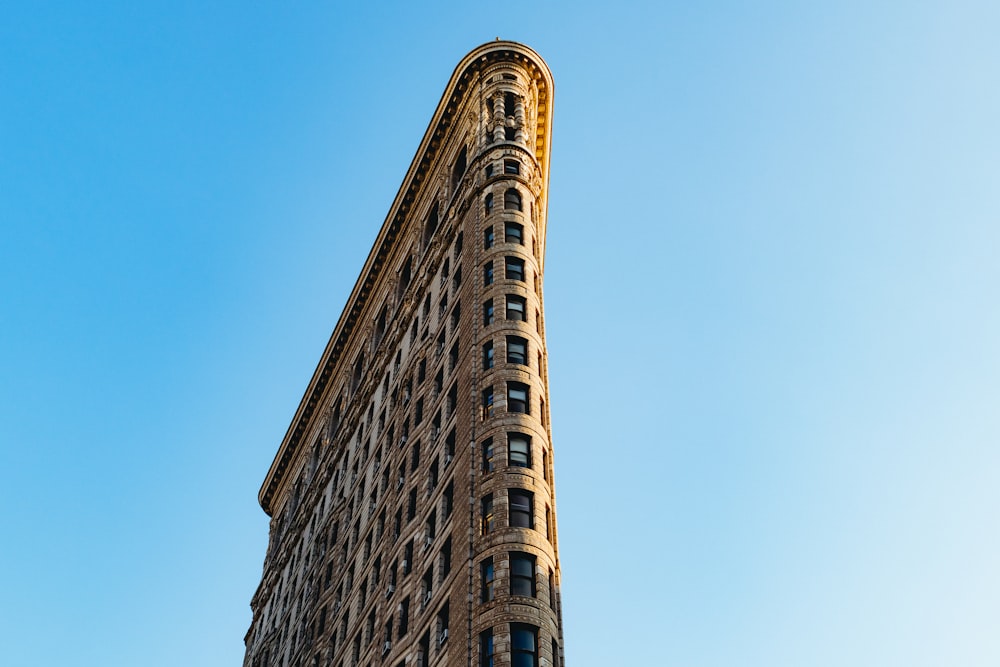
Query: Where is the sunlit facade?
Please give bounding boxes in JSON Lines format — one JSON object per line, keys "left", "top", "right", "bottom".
{"left": 242, "top": 41, "right": 563, "bottom": 667}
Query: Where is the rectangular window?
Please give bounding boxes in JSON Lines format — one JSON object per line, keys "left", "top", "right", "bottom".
{"left": 509, "top": 489, "right": 533, "bottom": 529}
{"left": 443, "top": 481, "right": 454, "bottom": 519}
{"left": 484, "top": 226, "right": 495, "bottom": 249}
{"left": 483, "top": 299, "right": 495, "bottom": 326}
{"left": 510, "top": 624, "right": 538, "bottom": 667}
{"left": 441, "top": 536, "right": 452, "bottom": 577}
{"left": 398, "top": 597, "right": 410, "bottom": 637}
{"left": 482, "top": 341, "right": 494, "bottom": 370}
{"left": 506, "top": 336, "right": 527, "bottom": 365}
{"left": 507, "top": 382, "right": 529, "bottom": 414}
{"left": 481, "top": 386, "right": 494, "bottom": 420}
{"left": 407, "top": 487, "right": 417, "bottom": 521}
{"left": 504, "top": 159, "right": 520, "bottom": 175}
{"left": 506, "top": 295, "right": 526, "bottom": 321}
{"left": 505, "top": 222, "right": 523, "bottom": 244}
{"left": 510, "top": 552, "right": 536, "bottom": 597}
{"left": 437, "top": 603, "right": 450, "bottom": 645}
{"left": 481, "top": 557, "right": 495, "bottom": 602}
{"left": 482, "top": 438, "right": 495, "bottom": 473}
{"left": 483, "top": 261, "right": 494, "bottom": 286}
{"left": 479, "top": 630, "right": 495, "bottom": 667}
{"left": 505, "top": 257, "right": 525, "bottom": 281}
{"left": 508, "top": 433, "right": 530, "bottom": 468}
{"left": 481, "top": 494, "right": 495, "bottom": 534}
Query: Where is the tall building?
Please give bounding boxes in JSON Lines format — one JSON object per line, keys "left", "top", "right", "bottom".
{"left": 243, "top": 41, "right": 562, "bottom": 667}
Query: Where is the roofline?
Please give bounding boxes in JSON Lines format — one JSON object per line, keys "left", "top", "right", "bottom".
{"left": 257, "top": 40, "right": 554, "bottom": 515}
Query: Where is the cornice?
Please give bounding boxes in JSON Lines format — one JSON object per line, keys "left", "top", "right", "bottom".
{"left": 258, "top": 40, "right": 554, "bottom": 515}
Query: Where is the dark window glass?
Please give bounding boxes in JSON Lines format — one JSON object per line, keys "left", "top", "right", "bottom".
{"left": 482, "top": 438, "right": 495, "bottom": 473}
{"left": 505, "top": 222, "right": 523, "bottom": 244}
{"left": 511, "top": 625, "right": 538, "bottom": 667}
{"left": 481, "top": 495, "right": 495, "bottom": 534}
{"left": 506, "top": 296, "right": 526, "bottom": 321}
{"left": 510, "top": 553, "right": 536, "bottom": 597}
{"left": 506, "top": 336, "right": 527, "bottom": 365}
{"left": 507, "top": 382, "right": 529, "bottom": 414}
{"left": 479, "top": 630, "right": 494, "bottom": 667}
{"left": 505, "top": 257, "right": 525, "bottom": 281}
{"left": 481, "top": 558, "right": 495, "bottom": 602}
{"left": 509, "top": 489, "right": 533, "bottom": 528}
{"left": 482, "top": 386, "right": 494, "bottom": 420}
{"left": 504, "top": 188, "right": 522, "bottom": 211}
{"left": 508, "top": 434, "right": 530, "bottom": 468}
{"left": 504, "top": 159, "right": 520, "bottom": 175}
{"left": 484, "top": 226, "right": 494, "bottom": 249}
{"left": 485, "top": 193, "right": 494, "bottom": 215}
{"left": 483, "top": 341, "right": 494, "bottom": 370}
{"left": 483, "top": 299, "right": 495, "bottom": 326}
{"left": 483, "top": 262, "right": 494, "bottom": 286}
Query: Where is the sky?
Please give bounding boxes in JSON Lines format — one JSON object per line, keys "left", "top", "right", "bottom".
{"left": 2, "top": 1, "right": 999, "bottom": 665}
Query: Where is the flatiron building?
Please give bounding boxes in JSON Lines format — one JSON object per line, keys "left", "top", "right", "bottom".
{"left": 243, "top": 41, "right": 564, "bottom": 667}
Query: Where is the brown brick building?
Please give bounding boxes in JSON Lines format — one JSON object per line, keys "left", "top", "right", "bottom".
{"left": 243, "top": 41, "right": 563, "bottom": 667}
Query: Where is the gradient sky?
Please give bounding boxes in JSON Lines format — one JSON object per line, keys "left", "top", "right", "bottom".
{"left": 2, "top": 2, "right": 999, "bottom": 666}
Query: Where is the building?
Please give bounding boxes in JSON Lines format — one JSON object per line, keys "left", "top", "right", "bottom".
{"left": 243, "top": 41, "right": 563, "bottom": 667}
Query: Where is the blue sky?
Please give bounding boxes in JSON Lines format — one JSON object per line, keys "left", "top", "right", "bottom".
{"left": 2, "top": 2, "right": 999, "bottom": 665}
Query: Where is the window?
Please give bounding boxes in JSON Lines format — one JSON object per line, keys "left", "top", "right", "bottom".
{"left": 481, "top": 495, "right": 495, "bottom": 534}
{"left": 398, "top": 597, "right": 410, "bottom": 637}
{"left": 510, "top": 553, "right": 536, "bottom": 597}
{"left": 510, "top": 624, "right": 538, "bottom": 667}
{"left": 504, "top": 188, "right": 522, "bottom": 211}
{"left": 483, "top": 261, "right": 493, "bottom": 286}
{"left": 482, "top": 341, "right": 494, "bottom": 370}
{"left": 440, "top": 536, "right": 452, "bottom": 577}
{"left": 506, "top": 336, "right": 527, "bottom": 365}
{"left": 481, "top": 386, "right": 494, "bottom": 420}
{"left": 484, "top": 194, "right": 494, "bottom": 216}
{"left": 423, "top": 203, "right": 439, "bottom": 249}
{"left": 483, "top": 226, "right": 494, "bottom": 249}
{"left": 509, "top": 489, "right": 533, "bottom": 528}
{"left": 407, "top": 487, "right": 417, "bottom": 521}
{"left": 481, "top": 438, "right": 495, "bottom": 473}
{"left": 452, "top": 145, "right": 467, "bottom": 190}
{"left": 552, "top": 638, "right": 560, "bottom": 667}
{"left": 505, "top": 257, "right": 525, "bottom": 281}
{"left": 443, "top": 481, "right": 454, "bottom": 519}
{"left": 479, "top": 630, "right": 495, "bottom": 667}
{"left": 506, "top": 295, "right": 526, "bottom": 321}
{"left": 485, "top": 164, "right": 494, "bottom": 178}
{"left": 504, "top": 159, "right": 520, "bottom": 175}
{"left": 481, "top": 557, "right": 495, "bottom": 602}
{"left": 508, "top": 433, "right": 530, "bottom": 468}
{"left": 411, "top": 441, "right": 420, "bottom": 472}
{"left": 404, "top": 541, "right": 413, "bottom": 574}
{"left": 505, "top": 222, "right": 523, "bottom": 244}
{"left": 436, "top": 603, "right": 450, "bottom": 645}
{"left": 483, "top": 299, "right": 494, "bottom": 326}
{"left": 507, "top": 382, "right": 529, "bottom": 414}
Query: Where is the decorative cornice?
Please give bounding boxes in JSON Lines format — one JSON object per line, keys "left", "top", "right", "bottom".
{"left": 258, "top": 41, "right": 554, "bottom": 515}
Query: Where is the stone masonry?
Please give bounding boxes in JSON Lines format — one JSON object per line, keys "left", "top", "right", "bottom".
{"left": 243, "top": 41, "right": 563, "bottom": 667}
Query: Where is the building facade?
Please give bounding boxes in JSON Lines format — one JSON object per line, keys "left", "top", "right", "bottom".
{"left": 243, "top": 41, "right": 562, "bottom": 667}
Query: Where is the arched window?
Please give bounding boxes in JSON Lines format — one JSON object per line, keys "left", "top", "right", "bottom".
{"left": 504, "top": 188, "right": 522, "bottom": 211}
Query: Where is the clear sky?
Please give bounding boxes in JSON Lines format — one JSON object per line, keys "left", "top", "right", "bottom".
{"left": 2, "top": 2, "right": 999, "bottom": 665}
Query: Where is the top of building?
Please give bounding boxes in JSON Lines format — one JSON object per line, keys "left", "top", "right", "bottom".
{"left": 258, "top": 40, "right": 554, "bottom": 515}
